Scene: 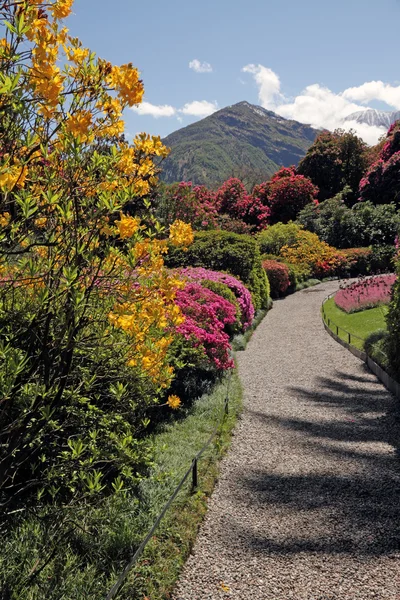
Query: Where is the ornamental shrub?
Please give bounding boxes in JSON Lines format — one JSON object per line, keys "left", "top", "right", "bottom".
{"left": 340, "top": 248, "right": 373, "bottom": 276}
{"left": 0, "top": 0, "right": 194, "bottom": 513}
{"left": 386, "top": 258, "right": 400, "bottom": 379}
{"left": 280, "top": 230, "right": 346, "bottom": 278}
{"left": 262, "top": 260, "right": 291, "bottom": 298}
{"left": 165, "top": 230, "right": 270, "bottom": 310}
{"left": 257, "top": 166, "right": 319, "bottom": 224}
{"left": 334, "top": 275, "right": 396, "bottom": 313}
{"left": 178, "top": 266, "right": 254, "bottom": 329}
{"left": 258, "top": 222, "right": 303, "bottom": 255}
{"left": 156, "top": 181, "right": 218, "bottom": 230}
{"left": 175, "top": 283, "right": 236, "bottom": 371}
{"left": 216, "top": 178, "right": 270, "bottom": 232}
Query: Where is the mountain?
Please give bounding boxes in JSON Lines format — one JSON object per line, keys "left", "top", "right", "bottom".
{"left": 344, "top": 108, "right": 400, "bottom": 129}
{"left": 160, "top": 101, "right": 319, "bottom": 187}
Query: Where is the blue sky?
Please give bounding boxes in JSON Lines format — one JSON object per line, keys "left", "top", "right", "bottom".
{"left": 69, "top": 0, "right": 400, "bottom": 144}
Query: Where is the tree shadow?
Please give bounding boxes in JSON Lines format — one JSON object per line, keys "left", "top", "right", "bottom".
{"left": 234, "top": 366, "right": 400, "bottom": 556}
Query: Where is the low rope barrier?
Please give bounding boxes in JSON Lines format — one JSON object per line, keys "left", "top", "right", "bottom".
{"left": 106, "top": 368, "right": 233, "bottom": 600}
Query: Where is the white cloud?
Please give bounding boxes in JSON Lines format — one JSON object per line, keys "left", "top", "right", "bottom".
{"left": 189, "top": 59, "right": 213, "bottom": 73}
{"left": 242, "top": 64, "right": 397, "bottom": 144}
{"left": 180, "top": 100, "right": 219, "bottom": 117}
{"left": 342, "top": 81, "right": 400, "bottom": 109}
{"left": 242, "top": 64, "right": 283, "bottom": 109}
{"left": 131, "top": 101, "right": 176, "bottom": 118}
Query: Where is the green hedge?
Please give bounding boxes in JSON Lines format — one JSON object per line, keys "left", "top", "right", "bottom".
{"left": 386, "top": 260, "right": 400, "bottom": 379}
{"left": 165, "top": 230, "right": 270, "bottom": 310}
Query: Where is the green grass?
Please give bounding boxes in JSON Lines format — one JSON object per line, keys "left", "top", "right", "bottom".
{"left": 1, "top": 370, "right": 243, "bottom": 600}
{"left": 322, "top": 296, "right": 388, "bottom": 350}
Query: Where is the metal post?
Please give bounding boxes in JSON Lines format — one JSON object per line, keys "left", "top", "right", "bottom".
{"left": 348, "top": 332, "right": 351, "bottom": 344}
{"left": 328, "top": 318, "right": 331, "bottom": 327}
{"left": 192, "top": 458, "right": 198, "bottom": 492}
{"left": 336, "top": 325, "right": 339, "bottom": 336}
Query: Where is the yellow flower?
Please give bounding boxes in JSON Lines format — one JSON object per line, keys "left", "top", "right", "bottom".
{"left": 34, "top": 217, "right": 47, "bottom": 228}
{"left": 0, "top": 164, "right": 28, "bottom": 191}
{"left": 167, "top": 395, "right": 181, "bottom": 410}
{"left": 65, "top": 110, "right": 92, "bottom": 142}
{"left": 107, "top": 64, "right": 144, "bottom": 107}
{"left": 0, "top": 212, "right": 10, "bottom": 227}
{"left": 115, "top": 214, "right": 140, "bottom": 239}
{"left": 169, "top": 220, "right": 194, "bottom": 247}
{"left": 51, "top": 0, "right": 74, "bottom": 19}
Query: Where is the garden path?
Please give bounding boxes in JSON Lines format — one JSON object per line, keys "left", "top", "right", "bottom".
{"left": 173, "top": 280, "right": 400, "bottom": 600}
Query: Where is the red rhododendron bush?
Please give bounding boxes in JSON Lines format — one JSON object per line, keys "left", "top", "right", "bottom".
{"left": 334, "top": 275, "right": 397, "bottom": 313}
{"left": 262, "top": 260, "right": 291, "bottom": 298}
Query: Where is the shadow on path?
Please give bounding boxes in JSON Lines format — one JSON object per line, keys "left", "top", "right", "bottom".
{"left": 236, "top": 365, "right": 400, "bottom": 557}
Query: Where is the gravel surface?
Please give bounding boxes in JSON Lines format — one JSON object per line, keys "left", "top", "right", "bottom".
{"left": 173, "top": 281, "right": 400, "bottom": 600}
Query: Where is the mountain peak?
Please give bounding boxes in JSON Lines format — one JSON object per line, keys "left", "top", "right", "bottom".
{"left": 160, "top": 102, "right": 318, "bottom": 187}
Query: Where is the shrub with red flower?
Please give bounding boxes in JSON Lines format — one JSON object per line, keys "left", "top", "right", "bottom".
{"left": 216, "top": 178, "right": 270, "bottom": 231}
{"left": 334, "top": 274, "right": 397, "bottom": 313}
{"left": 262, "top": 260, "right": 290, "bottom": 298}
{"left": 175, "top": 282, "right": 237, "bottom": 370}
{"left": 178, "top": 266, "right": 255, "bottom": 328}
{"left": 253, "top": 167, "right": 319, "bottom": 224}
{"left": 158, "top": 181, "right": 218, "bottom": 229}
{"left": 280, "top": 229, "right": 347, "bottom": 278}
{"left": 359, "top": 121, "right": 400, "bottom": 207}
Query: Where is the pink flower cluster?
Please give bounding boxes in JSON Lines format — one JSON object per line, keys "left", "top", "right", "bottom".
{"left": 178, "top": 266, "right": 255, "bottom": 328}
{"left": 334, "top": 274, "right": 397, "bottom": 313}
{"left": 175, "top": 282, "right": 236, "bottom": 370}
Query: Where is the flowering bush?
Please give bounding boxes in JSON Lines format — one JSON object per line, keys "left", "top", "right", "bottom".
{"left": 334, "top": 275, "right": 397, "bottom": 313}
{"left": 280, "top": 230, "right": 346, "bottom": 278}
{"left": 340, "top": 248, "right": 373, "bottom": 276}
{"left": 258, "top": 222, "right": 303, "bottom": 255}
{"left": 157, "top": 181, "right": 218, "bottom": 230}
{"left": 216, "top": 178, "right": 271, "bottom": 231}
{"left": 253, "top": 166, "right": 319, "bottom": 224}
{"left": 178, "top": 267, "right": 255, "bottom": 328}
{"left": 262, "top": 260, "right": 291, "bottom": 298}
{"left": 175, "top": 283, "right": 236, "bottom": 371}
{"left": 359, "top": 121, "right": 400, "bottom": 207}
{"left": 0, "top": 0, "right": 194, "bottom": 510}
{"left": 166, "top": 230, "right": 270, "bottom": 310}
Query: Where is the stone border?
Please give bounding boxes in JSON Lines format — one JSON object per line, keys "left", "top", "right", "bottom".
{"left": 322, "top": 297, "right": 400, "bottom": 401}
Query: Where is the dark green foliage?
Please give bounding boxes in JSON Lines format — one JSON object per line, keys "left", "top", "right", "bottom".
{"left": 160, "top": 102, "right": 318, "bottom": 188}
{"left": 297, "top": 193, "right": 400, "bottom": 249}
{"left": 385, "top": 260, "right": 400, "bottom": 379}
{"left": 165, "top": 230, "right": 270, "bottom": 309}
{"left": 297, "top": 129, "right": 368, "bottom": 204}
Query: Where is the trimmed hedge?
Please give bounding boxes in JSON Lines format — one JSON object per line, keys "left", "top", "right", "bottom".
{"left": 262, "top": 260, "right": 290, "bottom": 298}
{"left": 165, "top": 230, "right": 270, "bottom": 310}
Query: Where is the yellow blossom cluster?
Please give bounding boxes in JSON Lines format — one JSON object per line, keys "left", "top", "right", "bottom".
{"left": 107, "top": 64, "right": 144, "bottom": 107}
{"left": 115, "top": 214, "right": 140, "bottom": 239}
{"left": 167, "top": 395, "right": 181, "bottom": 409}
{"left": 65, "top": 110, "right": 93, "bottom": 142}
{"left": 51, "top": 0, "right": 74, "bottom": 20}
{"left": 0, "top": 163, "right": 28, "bottom": 191}
{"left": 0, "top": 212, "right": 11, "bottom": 227}
{"left": 169, "top": 220, "right": 194, "bottom": 247}
{"left": 134, "top": 133, "right": 170, "bottom": 159}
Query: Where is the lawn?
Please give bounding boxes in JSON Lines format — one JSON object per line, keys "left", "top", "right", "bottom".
{"left": 322, "top": 297, "right": 388, "bottom": 350}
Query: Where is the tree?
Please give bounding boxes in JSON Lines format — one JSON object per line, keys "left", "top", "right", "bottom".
{"left": 298, "top": 129, "right": 368, "bottom": 204}
{"left": 359, "top": 121, "right": 400, "bottom": 207}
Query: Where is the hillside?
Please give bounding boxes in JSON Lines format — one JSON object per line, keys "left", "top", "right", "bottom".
{"left": 160, "top": 101, "right": 319, "bottom": 187}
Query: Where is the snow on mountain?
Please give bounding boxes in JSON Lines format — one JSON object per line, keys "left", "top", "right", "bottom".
{"left": 344, "top": 109, "right": 400, "bottom": 129}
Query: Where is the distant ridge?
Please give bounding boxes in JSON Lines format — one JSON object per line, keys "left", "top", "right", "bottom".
{"left": 344, "top": 108, "right": 400, "bottom": 129}
{"left": 160, "top": 101, "right": 319, "bottom": 187}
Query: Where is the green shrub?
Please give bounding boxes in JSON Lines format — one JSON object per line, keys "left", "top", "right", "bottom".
{"left": 385, "top": 261, "right": 400, "bottom": 379}
{"left": 262, "top": 260, "right": 290, "bottom": 298}
{"left": 257, "top": 222, "right": 303, "bottom": 255}
{"left": 165, "top": 230, "right": 270, "bottom": 310}
{"left": 369, "top": 245, "right": 396, "bottom": 274}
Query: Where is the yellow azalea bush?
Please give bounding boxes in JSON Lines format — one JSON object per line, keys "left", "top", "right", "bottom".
{"left": 0, "top": 0, "right": 193, "bottom": 511}
{"left": 281, "top": 229, "right": 346, "bottom": 278}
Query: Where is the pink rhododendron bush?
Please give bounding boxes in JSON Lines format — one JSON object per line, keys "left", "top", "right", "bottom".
{"left": 334, "top": 275, "right": 397, "bottom": 313}
{"left": 175, "top": 282, "right": 237, "bottom": 370}
{"left": 177, "top": 266, "right": 255, "bottom": 328}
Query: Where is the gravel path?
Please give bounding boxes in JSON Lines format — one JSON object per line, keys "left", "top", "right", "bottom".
{"left": 173, "top": 281, "right": 400, "bottom": 600}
